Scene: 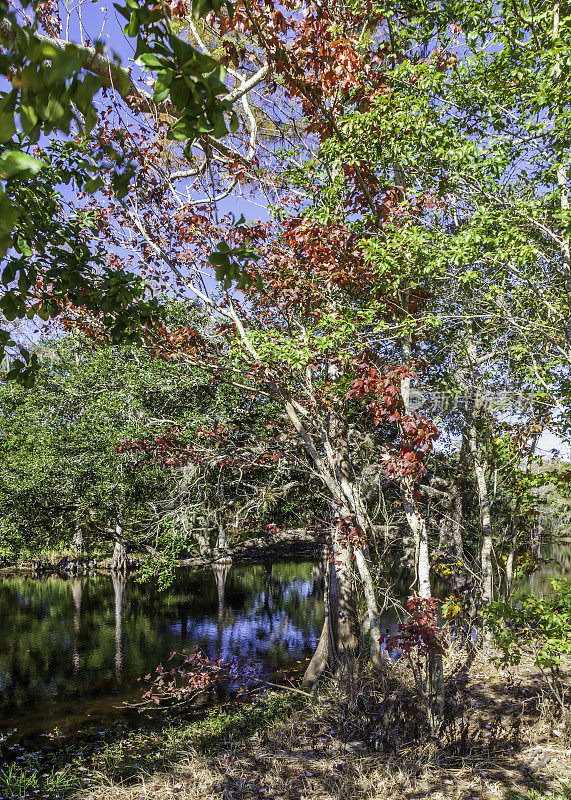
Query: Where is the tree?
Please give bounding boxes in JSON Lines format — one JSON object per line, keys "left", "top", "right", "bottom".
{"left": 0, "top": 0, "right": 245, "bottom": 379}
{"left": 2, "top": 0, "right": 569, "bottom": 713}
{"left": 0, "top": 332, "right": 180, "bottom": 556}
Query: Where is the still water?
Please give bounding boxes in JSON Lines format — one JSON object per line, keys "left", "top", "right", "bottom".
{"left": 0, "top": 561, "right": 330, "bottom": 742}
{"left": 0, "top": 546, "right": 568, "bottom": 745}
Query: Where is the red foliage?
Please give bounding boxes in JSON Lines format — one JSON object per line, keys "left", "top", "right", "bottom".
{"left": 141, "top": 647, "right": 263, "bottom": 707}
{"left": 347, "top": 363, "right": 438, "bottom": 479}
{"left": 334, "top": 514, "right": 368, "bottom": 548}
{"left": 388, "top": 596, "right": 446, "bottom": 657}
{"left": 117, "top": 425, "right": 193, "bottom": 468}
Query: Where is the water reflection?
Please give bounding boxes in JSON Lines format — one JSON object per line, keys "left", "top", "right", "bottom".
{"left": 525, "top": 541, "right": 571, "bottom": 595}
{"left": 0, "top": 561, "right": 324, "bottom": 740}
{"left": 112, "top": 572, "right": 126, "bottom": 681}
{"left": 1, "top": 546, "right": 568, "bottom": 744}
{"left": 71, "top": 578, "right": 82, "bottom": 675}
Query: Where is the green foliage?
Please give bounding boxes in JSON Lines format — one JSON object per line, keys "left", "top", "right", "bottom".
{"left": 137, "top": 516, "right": 188, "bottom": 589}
{"left": 0, "top": 140, "right": 163, "bottom": 382}
{"left": 0, "top": 692, "right": 302, "bottom": 798}
{"left": 0, "top": 319, "right": 323, "bottom": 560}
{"left": 209, "top": 236, "right": 261, "bottom": 290}
{"left": 0, "top": 0, "right": 239, "bottom": 380}
{"left": 509, "top": 780, "right": 571, "bottom": 800}
{"left": 0, "top": 759, "right": 77, "bottom": 799}
{"left": 120, "top": 0, "right": 234, "bottom": 146}
{"left": 485, "top": 579, "right": 571, "bottom": 673}
{"left": 0, "top": 334, "right": 182, "bottom": 554}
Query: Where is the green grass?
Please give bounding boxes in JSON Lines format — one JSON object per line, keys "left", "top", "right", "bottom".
{"left": 0, "top": 691, "right": 306, "bottom": 799}
{"left": 509, "top": 781, "right": 571, "bottom": 800}
{"left": 0, "top": 761, "right": 78, "bottom": 800}
{"left": 89, "top": 692, "right": 304, "bottom": 780}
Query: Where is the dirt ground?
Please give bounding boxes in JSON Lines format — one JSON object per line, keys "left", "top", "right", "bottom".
{"left": 78, "top": 651, "right": 571, "bottom": 800}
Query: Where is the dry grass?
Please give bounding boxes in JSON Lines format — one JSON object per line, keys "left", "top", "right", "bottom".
{"left": 76, "top": 652, "right": 571, "bottom": 800}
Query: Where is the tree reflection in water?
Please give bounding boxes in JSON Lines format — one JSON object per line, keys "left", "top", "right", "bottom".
{"left": 4, "top": 549, "right": 560, "bottom": 745}
{"left": 0, "top": 561, "right": 325, "bottom": 741}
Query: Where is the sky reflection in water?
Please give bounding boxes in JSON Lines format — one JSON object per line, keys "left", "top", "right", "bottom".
{"left": 0, "top": 561, "right": 326, "bottom": 739}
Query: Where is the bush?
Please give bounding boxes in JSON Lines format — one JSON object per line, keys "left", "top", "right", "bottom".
{"left": 485, "top": 578, "right": 571, "bottom": 713}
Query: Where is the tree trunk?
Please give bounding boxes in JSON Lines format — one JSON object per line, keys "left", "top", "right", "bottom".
{"left": 400, "top": 329, "right": 443, "bottom": 733}
{"left": 279, "top": 369, "right": 378, "bottom": 676}
{"left": 400, "top": 476, "right": 432, "bottom": 597}
{"left": 435, "top": 482, "right": 463, "bottom": 561}
{"left": 399, "top": 333, "right": 432, "bottom": 597}
{"left": 458, "top": 322, "right": 495, "bottom": 652}
{"left": 216, "top": 518, "right": 227, "bottom": 550}
{"left": 329, "top": 510, "right": 360, "bottom": 659}
{"left": 303, "top": 524, "right": 359, "bottom": 686}
{"left": 505, "top": 518, "right": 517, "bottom": 599}
{"left": 111, "top": 536, "right": 128, "bottom": 573}
{"left": 437, "top": 493, "right": 453, "bottom": 552}
{"left": 303, "top": 606, "right": 331, "bottom": 686}
{"left": 304, "top": 545, "right": 331, "bottom": 686}
{"left": 194, "top": 515, "right": 211, "bottom": 556}
{"left": 72, "top": 520, "right": 83, "bottom": 554}
{"left": 353, "top": 545, "right": 384, "bottom": 672}
{"left": 410, "top": 523, "right": 444, "bottom": 734}
{"left": 451, "top": 484, "right": 464, "bottom": 560}
{"left": 311, "top": 559, "right": 325, "bottom": 596}
{"left": 185, "top": 508, "right": 210, "bottom": 556}
{"left": 531, "top": 520, "right": 542, "bottom": 557}
{"left": 467, "top": 418, "right": 494, "bottom": 654}
{"left": 321, "top": 401, "right": 382, "bottom": 672}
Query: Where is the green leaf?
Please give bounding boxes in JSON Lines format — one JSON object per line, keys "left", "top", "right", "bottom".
{"left": 0, "top": 89, "right": 17, "bottom": 144}
{"left": 209, "top": 252, "right": 230, "bottom": 266}
{"left": 0, "top": 150, "right": 45, "bottom": 179}
{"left": 191, "top": 0, "right": 217, "bottom": 20}
{"left": 84, "top": 176, "right": 105, "bottom": 193}
{"left": 211, "top": 108, "right": 228, "bottom": 139}
{"left": 127, "top": 10, "right": 141, "bottom": 36}
{"left": 153, "top": 82, "right": 170, "bottom": 103}
{"left": 136, "top": 53, "right": 165, "bottom": 69}
{"left": 0, "top": 291, "right": 21, "bottom": 321}
{"left": 2, "top": 263, "right": 16, "bottom": 285}
{"left": 168, "top": 115, "right": 197, "bottom": 141}
{"left": 45, "top": 96, "right": 65, "bottom": 123}
{"left": 28, "top": 40, "right": 60, "bottom": 61}
{"left": 45, "top": 52, "right": 83, "bottom": 86}
{"left": 74, "top": 75, "right": 103, "bottom": 114}
{"left": 20, "top": 104, "right": 38, "bottom": 134}
{"left": 0, "top": 192, "right": 18, "bottom": 235}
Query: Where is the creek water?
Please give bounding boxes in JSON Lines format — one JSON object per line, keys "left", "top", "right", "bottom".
{"left": 0, "top": 561, "right": 327, "bottom": 745}
{"left": 0, "top": 546, "right": 568, "bottom": 748}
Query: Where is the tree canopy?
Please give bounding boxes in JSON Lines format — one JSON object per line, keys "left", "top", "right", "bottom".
{"left": 1, "top": 0, "right": 571, "bottom": 715}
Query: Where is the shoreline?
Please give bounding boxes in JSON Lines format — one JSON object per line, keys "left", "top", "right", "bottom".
{"left": 0, "top": 529, "right": 327, "bottom": 577}
{"left": 1, "top": 651, "right": 570, "bottom": 800}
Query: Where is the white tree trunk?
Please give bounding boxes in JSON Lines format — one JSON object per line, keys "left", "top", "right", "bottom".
{"left": 400, "top": 477, "right": 432, "bottom": 598}
{"left": 111, "top": 536, "right": 128, "bottom": 573}
{"left": 353, "top": 545, "right": 384, "bottom": 672}
{"left": 72, "top": 520, "right": 83, "bottom": 554}
{"left": 505, "top": 519, "right": 517, "bottom": 599}
{"left": 399, "top": 339, "right": 432, "bottom": 598}
{"left": 467, "top": 419, "right": 494, "bottom": 653}
{"left": 216, "top": 518, "right": 227, "bottom": 550}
